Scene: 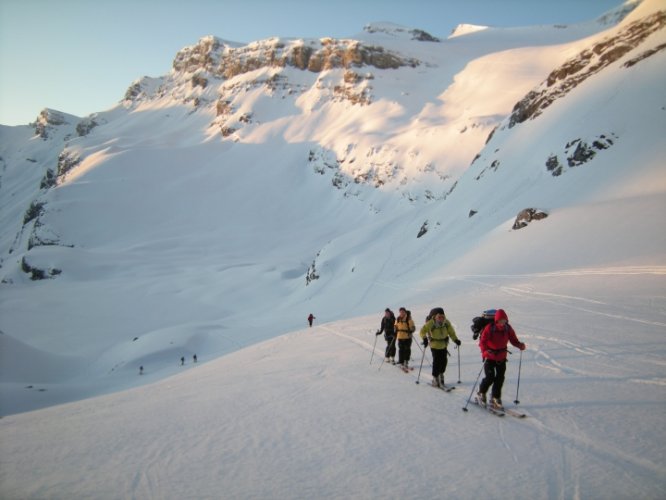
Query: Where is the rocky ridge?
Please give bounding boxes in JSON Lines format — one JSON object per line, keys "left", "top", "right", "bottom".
{"left": 508, "top": 9, "right": 666, "bottom": 127}
{"left": 171, "top": 35, "right": 422, "bottom": 79}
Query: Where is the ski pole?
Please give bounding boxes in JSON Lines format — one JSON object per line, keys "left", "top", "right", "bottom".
{"left": 462, "top": 360, "right": 486, "bottom": 412}
{"left": 370, "top": 331, "right": 379, "bottom": 365}
{"left": 415, "top": 338, "right": 428, "bottom": 385}
{"left": 456, "top": 345, "right": 461, "bottom": 384}
{"left": 414, "top": 338, "right": 432, "bottom": 366}
{"left": 378, "top": 335, "right": 396, "bottom": 371}
{"left": 514, "top": 350, "right": 523, "bottom": 405}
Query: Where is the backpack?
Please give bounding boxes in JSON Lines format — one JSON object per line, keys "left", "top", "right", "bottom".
{"left": 470, "top": 309, "right": 496, "bottom": 340}
{"left": 425, "top": 307, "right": 445, "bottom": 323}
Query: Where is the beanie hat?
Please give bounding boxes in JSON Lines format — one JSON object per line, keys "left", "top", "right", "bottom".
{"left": 495, "top": 309, "right": 508, "bottom": 322}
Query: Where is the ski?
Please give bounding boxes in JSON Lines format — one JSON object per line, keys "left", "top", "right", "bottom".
{"left": 468, "top": 398, "right": 505, "bottom": 417}
{"left": 503, "top": 407, "right": 527, "bottom": 418}
{"left": 421, "top": 383, "right": 455, "bottom": 392}
{"left": 400, "top": 365, "right": 414, "bottom": 373}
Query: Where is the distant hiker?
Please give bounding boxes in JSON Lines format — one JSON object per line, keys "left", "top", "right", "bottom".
{"left": 476, "top": 309, "right": 526, "bottom": 410}
{"left": 308, "top": 313, "right": 316, "bottom": 327}
{"left": 180, "top": 356, "right": 185, "bottom": 366}
{"left": 420, "top": 307, "right": 460, "bottom": 388}
{"left": 395, "top": 307, "right": 416, "bottom": 369}
{"left": 193, "top": 354, "right": 198, "bottom": 363}
{"left": 139, "top": 366, "right": 144, "bottom": 375}
{"left": 375, "top": 308, "right": 397, "bottom": 364}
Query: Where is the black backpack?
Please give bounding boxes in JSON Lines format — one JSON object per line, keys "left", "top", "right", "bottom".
{"left": 425, "top": 307, "right": 445, "bottom": 323}
{"left": 470, "top": 309, "right": 497, "bottom": 340}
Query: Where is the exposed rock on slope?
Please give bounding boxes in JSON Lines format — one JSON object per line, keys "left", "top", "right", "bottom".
{"left": 172, "top": 35, "right": 421, "bottom": 79}
{"left": 509, "top": 10, "right": 666, "bottom": 127}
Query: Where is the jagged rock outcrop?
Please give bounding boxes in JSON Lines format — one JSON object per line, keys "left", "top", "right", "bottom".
{"left": 20, "top": 256, "right": 61, "bottom": 280}
{"left": 508, "top": 10, "right": 666, "bottom": 127}
{"left": 22, "top": 202, "right": 45, "bottom": 225}
{"left": 32, "top": 109, "right": 68, "bottom": 139}
{"left": 172, "top": 35, "right": 420, "bottom": 80}
{"left": 306, "top": 257, "right": 320, "bottom": 285}
{"left": 546, "top": 133, "right": 618, "bottom": 176}
{"left": 363, "top": 23, "right": 440, "bottom": 42}
{"left": 123, "top": 76, "right": 165, "bottom": 103}
{"left": 417, "top": 221, "right": 428, "bottom": 238}
{"left": 38, "top": 150, "right": 81, "bottom": 190}
{"left": 513, "top": 208, "right": 548, "bottom": 230}
{"left": 55, "top": 150, "right": 81, "bottom": 179}
{"left": 76, "top": 117, "right": 98, "bottom": 137}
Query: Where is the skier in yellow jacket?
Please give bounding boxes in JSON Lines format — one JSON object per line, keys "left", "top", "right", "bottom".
{"left": 420, "top": 307, "right": 461, "bottom": 388}
{"left": 395, "top": 307, "right": 416, "bottom": 370}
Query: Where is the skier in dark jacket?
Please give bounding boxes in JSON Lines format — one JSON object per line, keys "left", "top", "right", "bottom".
{"left": 376, "top": 308, "right": 396, "bottom": 364}
{"left": 477, "top": 309, "right": 526, "bottom": 410}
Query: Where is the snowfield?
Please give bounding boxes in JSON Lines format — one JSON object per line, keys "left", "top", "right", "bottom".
{"left": 1, "top": 269, "right": 665, "bottom": 499}
{"left": 1, "top": 0, "right": 665, "bottom": 498}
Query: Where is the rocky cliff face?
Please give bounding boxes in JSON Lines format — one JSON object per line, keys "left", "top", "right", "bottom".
{"left": 508, "top": 10, "right": 666, "bottom": 127}
{"left": 171, "top": 35, "right": 422, "bottom": 79}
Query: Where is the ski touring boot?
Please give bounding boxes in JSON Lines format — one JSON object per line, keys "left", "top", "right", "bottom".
{"left": 476, "top": 391, "right": 487, "bottom": 407}
{"left": 491, "top": 397, "right": 504, "bottom": 411}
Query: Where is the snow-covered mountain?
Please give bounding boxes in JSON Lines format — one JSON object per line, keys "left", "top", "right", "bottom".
{"left": 0, "top": 0, "right": 663, "bottom": 410}
{"left": 0, "top": 1, "right": 665, "bottom": 497}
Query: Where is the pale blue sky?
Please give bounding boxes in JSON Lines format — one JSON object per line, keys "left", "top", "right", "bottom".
{"left": 0, "top": 0, "right": 623, "bottom": 125}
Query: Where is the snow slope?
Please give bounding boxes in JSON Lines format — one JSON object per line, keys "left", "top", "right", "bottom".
{"left": 1, "top": 268, "right": 665, "bottom": 499}
{"left": 1, "top": 1, "right": 665, "bottom": 497}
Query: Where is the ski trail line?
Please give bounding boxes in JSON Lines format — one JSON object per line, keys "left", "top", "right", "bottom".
{"left": 317, "top": 325, "right": 378, "bottom": 353}
{"left": 524, "top": 415, "right": 664, "bottom": 479}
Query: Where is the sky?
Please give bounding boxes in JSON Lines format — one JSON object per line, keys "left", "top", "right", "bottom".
{"left": 0, "top": 0, "right": 624, "bottom": 126}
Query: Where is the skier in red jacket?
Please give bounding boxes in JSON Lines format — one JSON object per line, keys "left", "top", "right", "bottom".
{"left": 476, "top": 309, "right": 526, "bottom": 410}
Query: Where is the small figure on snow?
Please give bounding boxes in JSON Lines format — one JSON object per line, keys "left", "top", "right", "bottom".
{"left": 139, "top": 366, "right": 144, "bottom": 375}
{"left": 476, "top": 309, "right": 526, "bottom": 410}
{"left": 420, "top": 307, "right": 460, "bottom": 388}
{"left": 376, "top": 308, "right": 396, "bottom": 364}
{"left": 308, "top": 313, "right": 316, "bottom": 327}
{"left": 395, "top": 307, "right": 416, "bottom": 369}
{"left": 180, "top": 356, "right": 185, "bottom": 366}
{"left": 193, "top": 354, "right": 198, "bottom": 363}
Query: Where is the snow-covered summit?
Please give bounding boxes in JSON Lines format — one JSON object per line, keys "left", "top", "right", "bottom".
{"left": 448, "top": 23, "right": 489, "bottom": 39}
{"left": 362, "top": 21, "right": 440, "bottom": 41}
{"left": 596, "top": 0, "right": 644, "bottom": 26}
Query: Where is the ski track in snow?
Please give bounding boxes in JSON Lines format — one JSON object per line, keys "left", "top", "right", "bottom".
{"left": 498, "top": 422, "right": 520, "bottom": 465}
{"left": 500, "top": 284, "right": 666, "bottom": 329}
{"left": 449, "top": 270, "right": 666, "bottom": 392}
{"left": 321, "top": 310, "right": 666, "bottom": 499}
{"left": 524, "top": 413, "right": 666, "bottom": 489}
